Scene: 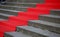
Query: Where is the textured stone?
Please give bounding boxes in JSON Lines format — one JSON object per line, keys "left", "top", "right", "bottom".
{"left": 6, "top": 2, "right": 36, "bottom": 7}
{"left": 0, "top": 13, "right": 13, "bottom": 19}
{"left": 4, "top": 32, "right": 32, "bottom": 37}
{"left": 0, "top": 5, "right": 28, "bottom": 11}
{"left": 50, "top": 9, "right": 60, "bottom": 16}
{"left": 0, "top": 9, "right": 20, "bottom": 15}
{"left": 17, "top": 26, "right": 60, "bottom": 37}
{"left": 28, "top": 20, "right": 60, "bottom": 34}
{"left": 40, "top": 15, "right": 60, "bottom": 24}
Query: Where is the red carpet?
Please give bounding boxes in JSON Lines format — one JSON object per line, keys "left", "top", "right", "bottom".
{"left": 0, "top": 0, "right": 60, "bottom": 37}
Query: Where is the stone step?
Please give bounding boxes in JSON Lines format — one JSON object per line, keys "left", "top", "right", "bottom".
{"left": 16, "top": 26, "right": 60, "bottom": 37}
{"left": 0, "top": 18, "right": 6, "bottom": 20}
{"left": 4, "top": 32, "right": 32, "bottom": 37}
{"left": 0, "top": 5, "right": 28, "bottom": 11}
{"left": 39, "top": 15, "right": 60, "bottom": 24}
{"left": 0, "top": 9, "right": 20, "bottom": 15}
{"left": 28, "top": 20, "right": 60, "bottom": 34}
{"left": 50, "top": 9, "right": 60, "bottom": 16}
{"left": 6, "top": 2, "right": 37, "bottom": 7}
{"left": 0, "top": 13, "right": 13, "bottom": 19}
{"left": 6, "top": 0, "right": 44, "bottom": 3}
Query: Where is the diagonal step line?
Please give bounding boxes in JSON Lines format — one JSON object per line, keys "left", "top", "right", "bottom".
{"left": 5, "top": 32, "right": 32, "bottom": 37}
{"left": 0, "top": 13, "right": 14, "bottom": 17}
{"left": 6, "top": 2, "right": 37, "bottom": 4}
{"left": 0, "top": 5, "right": 30, "bottom": 8}
{"left": 40, "top": 15, "right": 60, "bottom": 18}
{"left": 0, "top": 8, "right": 22, "bottom": 12}
{"left": 0, "top": 18, "right": 6, "bottom": 20}
{"left": 17, "top": 26, "right": 60, "bottom": 37}
{"left": 29, "top": 20, "right": 60, "bottom": 28}
{"left": 51, "top": 9, "right": 60, "bottom": 11}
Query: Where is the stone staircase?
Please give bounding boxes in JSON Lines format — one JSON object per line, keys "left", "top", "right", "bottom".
{"left": 0, "top": 0, "right": 60, "bottom": 37}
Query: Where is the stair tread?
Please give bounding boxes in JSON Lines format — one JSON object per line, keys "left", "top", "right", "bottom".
{"left": 10, "top": 16, "right": 30, "bottom": 20}
{"left": 6, "top": 2, "right": 37, "bottom": 4}
{"left": 17, "top": 26, "right": 60, "bottom": 37}
{"left": 0, "top": 5, "right": 30, "bottom": 8}
{"left": 0, "top": 18, "right": 5, "bottom": 20}
{"left": 29, "top": 20, "right": 60, "bottom": 28}
{"left": 51, "top": 9, "right": 60, "bottom": 11}
{"left": 0, "top": 21, "right": 20, "bottom": 28}
{"left": 0, "top": 13, "right": 14, "bottom": 17}
{"left": 5, "top": 32, "right": 32, "bottom": 37}
{"left": 18, "top": 12, "right": 39, "bottom": 18}
{"left": 0, "top": 8, "right": 21, "bottom": 12}
{"left": 40, "top": 15, "right": 60, "bottom": 18}
{"left": 19, "top": 12, "right": 39, "bottom": 15}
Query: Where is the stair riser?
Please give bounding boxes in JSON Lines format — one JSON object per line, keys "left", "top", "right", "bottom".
{"left": 28, "top": 21, "right": 45, "bottom": 29}
{"left": 28, "top": 22, "right": 60, "bottom": 34}
{"left": 8, "top": 16, "right": 29, "bottom": 25}
{"left": 0, "top": 6, "right": 16, "bottom": 10}
{"left": 6, "top": 4, "right": 36, "bottom": 7}
{"left": 0, "top": 20, "right": 25, "bottom": 28}
{"left": 0, "top": 6, "right": 27, "bottom": 11}
{"left": 6, "top": 0, "right": 17, "bottom": 2}
{"left": 46, "top": 26, "right": 60, "bottom": 34}
{"left": 27, "top": 8, "right": 50, "bottom": 15}
{"left": 50, "top": 10, "right": 60, "bottom": 16}
{"left": 0, "top": 10, "right": 18, "bottom": 15}
{"left": 0, "top": 15, "right": 8, "bottom": 19}
{"left": 12, "top": 0, "right": 44, "bottom": 3}
{"left": 16, "top": 27, "right": 47, "bottom": 37}
{"left": 4, "top": 33, "right": 13, "bottom": 37}
{"left": 16, "top": 8, "right": 27, "bottom": 11}
{"left": 18, "top": 13, "right": 39, "bottom": 20}
{"left": 39, "top": 16, "right": 60, "bottom": 24}
{"left": 16, "top": 4, "right": 36, "bottom": 7}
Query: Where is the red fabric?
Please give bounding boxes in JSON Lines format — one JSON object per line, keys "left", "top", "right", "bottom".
{"left": 0, "top": 0, "right": 60, "bottom": 37}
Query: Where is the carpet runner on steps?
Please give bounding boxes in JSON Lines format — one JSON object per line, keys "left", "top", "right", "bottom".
{"left": 36, "top": 3, "right": 60, "bottom": 9}
{"left": 45, "top": 0, "right": 60, "bottom": 3}
{"left": 5, "top": 9, "right": 60, "bottom": 37}
{"left": 0, "top": 0, "right": 60, "bottom": 37}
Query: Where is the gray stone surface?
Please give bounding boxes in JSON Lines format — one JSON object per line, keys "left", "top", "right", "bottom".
{"left": 28, "top": 20, "right": 60, "bottom": 34}
{"left": 39, "top": 15, "right": 60, "bottom": 24}
{"left": 6, "top": 0, "right": 44, "bottom": 3}
{"left": 6, "top": 2, "right": 37, "bottom": 7}
{"left": 51, "top": 9, "right": 60, "bottom": 16}
{"left": 0, "top": 13, "right": 13, "bottom": 19}
{"left": 17, "top": 26, "right": 60, "bottom": 37}
{"left": 0, "top": 18, "right": 6, "bottom": 20}
{"left": 1, "top": 0, "right": 60, "bottom": 37}
{"left": 4, "top": 32, "right": 32, "bottom": 37}
{"left": 0, "top": 8, "right": 20, "bottom": 15}
{"left": 29, "top": 20, "right": 60, "bottom": 28}
{"left": 0, "top": 5, "right": 29, "bottom": 11}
